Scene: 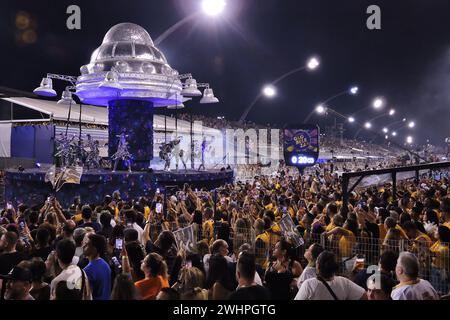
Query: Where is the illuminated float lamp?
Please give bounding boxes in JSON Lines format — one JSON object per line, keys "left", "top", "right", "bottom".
{"left": 181, "top": 77, "right": 202, "bottom": 97}
{"left": 57, "top": 88, "right": 76, "bottom": 105}
{"left": 33, "top": 77, "right": 57, "bottom": 97}
{"left": 200, "top": 87, "right": 219, "bottom": 104}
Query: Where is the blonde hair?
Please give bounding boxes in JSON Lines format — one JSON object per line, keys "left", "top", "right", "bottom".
{"left": 183, "top": 267, "right": 205, "bottom": 289}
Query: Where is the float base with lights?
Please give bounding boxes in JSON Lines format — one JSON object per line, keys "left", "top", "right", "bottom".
{"left": 5, "top": 23, "right": 233, "bottom": 207}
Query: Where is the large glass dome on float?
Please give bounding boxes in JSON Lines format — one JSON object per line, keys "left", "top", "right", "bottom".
{"left": 75, "top": 23, "right": 183, "bottom": 107}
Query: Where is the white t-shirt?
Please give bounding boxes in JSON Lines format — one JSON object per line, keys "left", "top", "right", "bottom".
{"left": 203, "top": 254, "right": 234, "bottom": 276}
{"left": 295, "top": 276, "right": 365, "bottom": 300}
{"left": 297, "top": 266, "right": 317, "bottom": 289}
{"left": 391, "top": 279, "right": 439, "bottom": 300}
{"left": 50, "top": 264, "right": 92, "bottom": 300}
{"left": 132, "top": 222, "right": 144, "bottom": 243}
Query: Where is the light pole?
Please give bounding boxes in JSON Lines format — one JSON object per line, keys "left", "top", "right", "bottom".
{"left": 313, "top": 105, "right": 355, "bottom": 123}
{"left": 303, "top": 86, "right": 359, "bottom": 124}
{"left": 351, "top": 97, "right": 386, "bottom": 117}
{"left": 154, "top": 0, "right": 226, "bottom": 46}
{"left": 353, "top": 108, "right": 396, "bottom": 139}
{"left": 239, "top": 56, "right": 320, "bottom": 124}
{"left": 389, "top": 120, "right": 416, "bottom": 134}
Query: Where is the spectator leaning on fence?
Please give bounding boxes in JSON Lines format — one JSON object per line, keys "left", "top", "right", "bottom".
{"left": 354, "top": 250, "right": 399, "bottom": 290}
{"left": 366, "top": 273, "right": 397, "bottom": 300}
{"left": 391, "top": 252, "right": 439, "bottom": 300}
{"left": 297, "top": 243, "right": 324, "bottom": 289}
{"left": 295, "top": 251, "right": 367, "bottom": 300}
{"left": 429, "top": 226, "right": 450, "bottom": 294}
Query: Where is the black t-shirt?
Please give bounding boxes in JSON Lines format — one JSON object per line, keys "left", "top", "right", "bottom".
{"left": 365, "top": 221, "right": 380, "bottom": 239}
{"left": 413, "top": 220, "right": 426, "bottom": 234}
{"left": 30, "top": 284, "right": 50, "bottom": 300}
{"left": 0, "top": 251, "right": 29, "bottom": 274}
{"left": 229, "top": 285, "right": 271, "bottom": 300}
{"left": 31, "top": 246, "right": 53, "bottom": 262}
{"left": 264, "top": 267, "right": 294, "bottom": 300}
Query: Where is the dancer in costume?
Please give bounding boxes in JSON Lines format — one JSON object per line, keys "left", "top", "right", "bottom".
{"left": 111, "top": 132, "right": 132, "bottom": 172}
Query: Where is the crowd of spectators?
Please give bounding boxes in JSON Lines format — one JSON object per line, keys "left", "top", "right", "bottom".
{"left": 1, "top": 161, "right": 450, "bottom": 300}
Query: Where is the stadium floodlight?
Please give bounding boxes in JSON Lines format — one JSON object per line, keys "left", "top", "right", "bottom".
{"left": 382, "top": 127, "right": 389, "bottom": 133}
{"left": 408, "top": 121, "right": 415, "bottom": 128}
{"left": 316, "top": 104, "right": 326, "bottom": 114}
{"left": 348, "top": 116, "right": 355, "bottom": 123}
{"left": 364, "top": 122, "right": 372, "bottom": 129}
{"left": 202, "top": 0, "right": 226, "bottom": 16}
{"left": 389, "top": 109, "right": 395, "bottom": 116}
{"left": 350, "top": 86, "right": 359, "bottom": 95}
{"left": 373, "top": 98, "right": 384, "bottom": 109}
{"left": 262, "top": 85, "right": 276, "bottom": 98}
{"left": 385, "top": 135, "right": 389, "bottom": 139}
{"left": 392, "top": 131, "right": 397, "bottom": 136}
{"left": 406, "top": 136, "right": 413, "bottom": 144}
{"left": 402, "top": 118, "right": 406, "bottom": 122}
{"left": 307, "top": 57, "right": 320, "bottom": 70}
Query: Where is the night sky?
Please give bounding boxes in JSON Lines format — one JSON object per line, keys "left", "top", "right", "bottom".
{"left": 1, "top": 0, "right": 450, "bottom": 146}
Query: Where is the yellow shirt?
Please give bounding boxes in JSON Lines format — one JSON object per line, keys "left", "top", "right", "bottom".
{"left": 256, "top": 231, "right": 270, "bottom": 244}
{"left": 430, "top": 241, "right": 449, "bottom": 269}
{"left": 73, "top": 213, "right": 83, "bottom": 223}
{"left": 395, "top": 225, "right": 409, "bottom": 240}
{"left": 144, "top": 206, "right": 150, "bottom": 220}
{"left": 442, "top": 222, "right": 450, "bottom": 230}
{"left": 268, "top": 224, "right": 281, "bottom": 247}
{"left": 379, "top": 224, "right": 387, "bottom": 240}
{"left": 288, "top": 207, "right": 296, "bottom": 219}
{"left": 271, "top": 223, "right": 281, "bottom": 233}
{"left": 412, "top": 233, "right": 432, "bottom": 252}
{"left": 255, "top": 232, "right": 270, "bottom": 269}
{"left": 202, "top": 219, "right": 214, "bottom": 240}
{"left": 338, "top": 229, "right": 356, "bottom": 258}
{"left": 325, "top": 223, "right": 336, "bottom": 232}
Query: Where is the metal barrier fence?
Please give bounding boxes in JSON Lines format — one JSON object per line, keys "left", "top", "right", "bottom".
{"left": 317, "top": 233, "right": 450, "bottom": 295}
{"left": 145, "top": 221, "right": 450, "bottom": 295}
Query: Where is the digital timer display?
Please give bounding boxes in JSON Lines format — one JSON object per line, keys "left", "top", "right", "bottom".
{"left": 283, "top": 125, "right": 320, "bottom": 168}
{"left": 291, "top": 155, "right": 315, "bottom": 164}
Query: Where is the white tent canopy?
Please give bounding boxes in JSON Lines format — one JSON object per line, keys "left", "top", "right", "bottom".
{"left": 1, "top": 97, "right": 108, "bottom": 125}
{"left": 0, "top": 97, "right": 197, "bottom": 130}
